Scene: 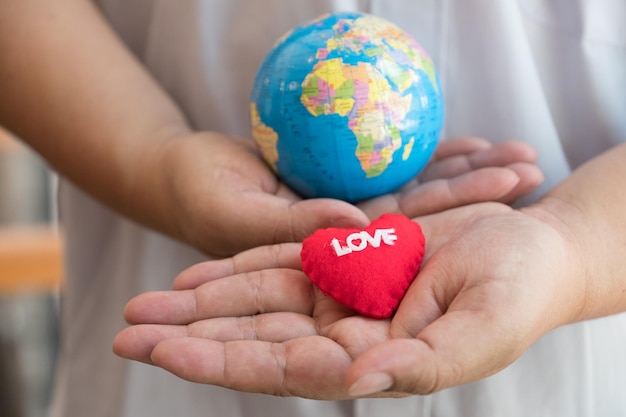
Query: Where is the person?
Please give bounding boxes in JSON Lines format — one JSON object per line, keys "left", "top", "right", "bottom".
{"left": 0, "top": 1, "right": 542, "bottom": 416}
{"left": 113, "top": 1, "right": 626, "bottom": 416}
{"left": 0, "top": 1, "right": 622, "bottom": 417}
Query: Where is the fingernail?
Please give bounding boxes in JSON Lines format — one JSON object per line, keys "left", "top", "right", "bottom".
{"left": 348, "top": 372, "right": 394, "bottom": 397}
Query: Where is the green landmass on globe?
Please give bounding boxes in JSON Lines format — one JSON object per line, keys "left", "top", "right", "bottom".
{"left": 250, "top": 12, "right": 445, "bottom": 202}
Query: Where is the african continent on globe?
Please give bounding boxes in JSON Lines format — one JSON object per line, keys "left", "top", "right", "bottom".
{"left": 250, "top": 12, "right": 445, "bottom": 202}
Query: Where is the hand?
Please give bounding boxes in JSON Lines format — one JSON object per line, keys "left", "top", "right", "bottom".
{"left": 160, "top": 133, "right": 542, "bottom": 256}
{"left": 113, "top": 201, "right": 584, "bottom": 399}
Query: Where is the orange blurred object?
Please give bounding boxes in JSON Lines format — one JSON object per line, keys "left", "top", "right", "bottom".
{"left": 0, "top": 128, "right": 63, "bottom": 294}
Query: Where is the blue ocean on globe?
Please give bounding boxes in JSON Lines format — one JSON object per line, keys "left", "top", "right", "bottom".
{"left": 250, "top": 12, "right": 445, "bottom": 202}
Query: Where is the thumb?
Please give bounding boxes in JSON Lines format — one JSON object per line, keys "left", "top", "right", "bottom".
{"left": 281, "top": 198, "right": 370, "bottom": 241}
{"left": 344, "top": 311, "right": 519, "bottom": 397}
{"left": 200, "top": 195, "right": 370, "bottom": 257}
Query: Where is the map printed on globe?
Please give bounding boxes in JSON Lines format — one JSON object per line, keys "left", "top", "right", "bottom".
{"left": 250, "top": 12, "right": 445, "bottom": 202}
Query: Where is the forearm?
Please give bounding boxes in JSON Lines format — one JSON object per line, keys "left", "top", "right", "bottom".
{"left": 0, "top": 0, "right": 191, "bottom": 238}
{"left": 526, "top": 142, "right": 626, "bottom": 321}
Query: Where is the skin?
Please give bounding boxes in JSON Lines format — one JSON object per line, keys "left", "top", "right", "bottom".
{"left": 114, "top": 143, "right": 626, "bottom": 399}
{"left": 0, "top": 0, "right": 541, "bottom": 257}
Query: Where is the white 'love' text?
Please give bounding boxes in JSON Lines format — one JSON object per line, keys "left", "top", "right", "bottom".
{"left": 330, "top": 228, "right": 397, "bottom": 257}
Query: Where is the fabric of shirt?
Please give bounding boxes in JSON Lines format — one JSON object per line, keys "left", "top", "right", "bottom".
{"left": 50, "top": 1, "right": 626, "bottom": 416}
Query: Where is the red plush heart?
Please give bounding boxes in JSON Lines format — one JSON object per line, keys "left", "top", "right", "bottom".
{"left": 301, "top": 213, "right": 425, "bottom": 319}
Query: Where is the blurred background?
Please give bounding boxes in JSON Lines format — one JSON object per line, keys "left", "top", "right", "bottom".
{"left": 0, "top": 127, "right": 62, "bottom": 417}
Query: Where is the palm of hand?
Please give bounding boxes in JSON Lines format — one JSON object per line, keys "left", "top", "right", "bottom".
{"left": 115, "top": 244, "right": 394, "bottom": 399}
{"left": 115, "top": 202, "right": 583, "bottom": 399}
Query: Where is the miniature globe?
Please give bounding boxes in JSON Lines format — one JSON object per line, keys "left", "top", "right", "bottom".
{"left": 250, "top": 12, "right": 444, "bottom": 202}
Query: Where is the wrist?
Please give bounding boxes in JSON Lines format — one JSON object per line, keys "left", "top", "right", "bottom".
{"left": 153, "top": 131, "right": 233, "bottom": 253}
{"left": 127, "top": 124, "right": 193, "bottom": 244}
{"left": 521, "top": 196, "right": 594, "bottom": 324}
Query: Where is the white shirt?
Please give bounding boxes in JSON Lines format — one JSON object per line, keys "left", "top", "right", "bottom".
{"left": 50, "top": 1, "right": 626, "bottom": 416}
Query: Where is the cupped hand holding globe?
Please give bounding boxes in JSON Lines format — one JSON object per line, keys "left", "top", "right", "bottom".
{"left": 162, "top": 13, "right": 541, "bottom": 257}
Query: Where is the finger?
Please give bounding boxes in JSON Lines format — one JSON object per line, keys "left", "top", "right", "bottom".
{"left": 125, "top": 269, "right": 314, "bottom": 325}
{"left": 469, "top": 141, "right": 537, "bottom": 167}
{"left": 173, "top": 242, "right": 303, "bottom": 290}
{"left": 422, "top": 141, "right": 537, "bottom": 181}
{"left": 430, "top": 136, "right": 491, "bottom": 161}
{"left": 113, "top": 324, "right": 187, "bottom": 364}
{"left": 113, "top": 313, "right": 317, "bottom": 364}
{"left": 185, "top": 313, "right": 318, "bottom": 342}
{"left": 356, "top": 193, "right": 400, "bottom": 220}
{"left": 150, "top": 336, "right": 353, "bottom": 399}
{"left": 276, "top": 198, "right": 370, "bottom": 240}
{"left": 496, "top": 162, "right": 544, "bottom": 204}
{"left": 214, "top": 194, "right": 369, "bottom": 256}
{"left": 396, "top": 167, "right": 521, "bottom": 218}
{"left": 358, "top": 167, "right": 519, "bottom": 219}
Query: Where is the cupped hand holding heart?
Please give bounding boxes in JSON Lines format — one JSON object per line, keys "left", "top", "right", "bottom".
{"left": 301, "top": 213, "right": 425, "bottom": 319}
{"left": 113, "top": 137, "right": 550, "bottom": 398}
